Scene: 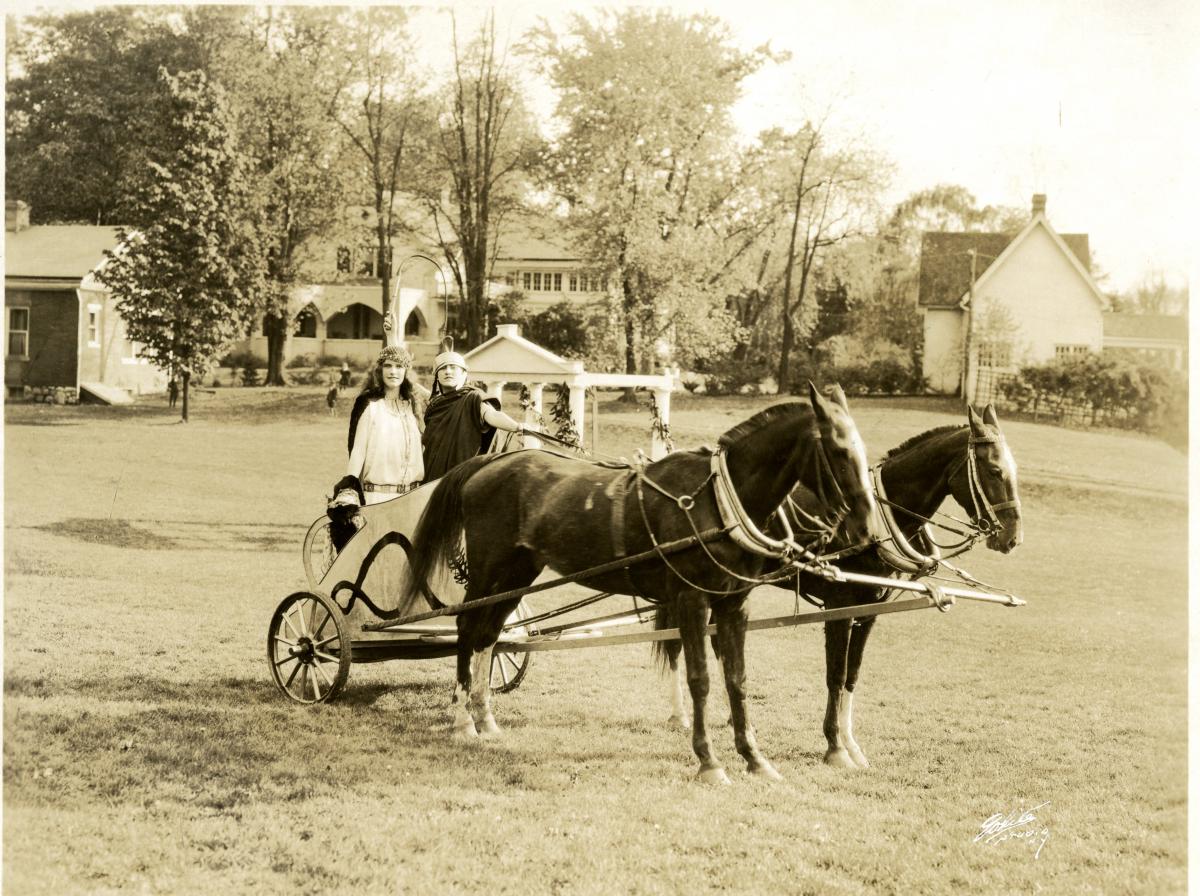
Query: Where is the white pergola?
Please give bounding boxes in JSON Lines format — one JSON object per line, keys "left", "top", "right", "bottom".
{"left": 462, "top": 324, "right": 678, "bottom": 459}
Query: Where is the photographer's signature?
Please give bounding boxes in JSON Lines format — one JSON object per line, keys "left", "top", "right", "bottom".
{"left": 974, "top": 801, "right": 1050, "bottom": 859}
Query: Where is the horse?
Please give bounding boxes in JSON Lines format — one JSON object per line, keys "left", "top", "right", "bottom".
{"left": 400, "top": 383, "right": 879, "bottom": 784}
{"left": 655, "top": 403, "right": 1023, "bottom": 768}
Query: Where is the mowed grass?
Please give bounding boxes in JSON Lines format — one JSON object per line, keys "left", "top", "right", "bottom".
{"left": 3, "top": 387, "right": 1188, "bottom": 895}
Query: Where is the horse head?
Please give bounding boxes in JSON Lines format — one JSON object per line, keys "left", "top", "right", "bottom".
{"left": 953, "top": 404, "right": 1023, "bottom": 553}
{"left": 807, "top": 382, "right": 876, "bottom": 547}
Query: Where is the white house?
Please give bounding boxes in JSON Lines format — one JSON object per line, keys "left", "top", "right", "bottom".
{"left": 919, "top": 194, "right": 1106, "bottom": 399}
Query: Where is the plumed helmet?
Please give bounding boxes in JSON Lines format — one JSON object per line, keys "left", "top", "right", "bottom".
{"left": 433, "top": 336, "right": 467, "bottom": 375}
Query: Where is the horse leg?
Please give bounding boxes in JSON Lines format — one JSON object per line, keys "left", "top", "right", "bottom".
{"left": 451, "top": 642, "right": 478, "bottom": 740}
{"left": 678, "top": 595, "right": 729, "bottom": 785}
{"left": 465, "top": 602, "right": 514, "bottom": 738}
{"left": 840, "top": 617, "right": 877, "bottom": 768}
{"left": 713, "top": 597, "right": 781, "bottom": 781}
{"left": 665, "top": 649, "right": 690, "bottom": 729}
{"left": 822, "top": 618, "right": 859, "bottom": 768}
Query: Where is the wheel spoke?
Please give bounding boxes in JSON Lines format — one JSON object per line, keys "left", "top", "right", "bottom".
{"left": 313, "top": 633, "right": 341, "bottom": 650}
{"left": 280, "top": 607, "right": 303, "bottom": 642}
{"left": 312, "top": 649, "right": 341, "bottom": 665}
{"left": 274, "top": 651, "right": 302, "bottom": 668}
{"left": 309, "top": 665, "right": 323, "bottom": 701}
{"left": 284, "top": 657, "right": 303, "bottom": 690}
{"left": 312, "top": 609, "right": 333, "bottom": 642}
{"left": 312, "top": 659, "right": 335, "bottom": 688}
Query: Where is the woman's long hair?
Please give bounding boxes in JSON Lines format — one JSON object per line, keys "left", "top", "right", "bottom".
{"left": 358, "top": 347, "right": 415, "bottom": 402}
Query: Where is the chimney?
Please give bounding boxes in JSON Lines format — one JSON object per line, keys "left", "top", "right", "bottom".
{"left": 6, "top": 200, "right": 30, "bottom": 232}
{"left": 1031, "top": 194, "right": 1047, "bottom": 217}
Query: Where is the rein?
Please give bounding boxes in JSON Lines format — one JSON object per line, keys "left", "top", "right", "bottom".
{"left": 630, "top": 438, "right": 846, "bottom": 597}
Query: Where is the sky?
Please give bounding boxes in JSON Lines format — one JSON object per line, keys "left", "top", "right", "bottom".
{"left": 413, "top": 0, "right": 1197, "bottom": 295}
{"left": 7, "top": 0, "right": 1196, "bottom": 294}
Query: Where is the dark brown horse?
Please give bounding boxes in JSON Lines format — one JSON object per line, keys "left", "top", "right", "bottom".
{"left": 656, "top": 404, "right": 1023, "bottom": 768}
{"left": 400, "top": 384, "right": 878, "bottom": 783}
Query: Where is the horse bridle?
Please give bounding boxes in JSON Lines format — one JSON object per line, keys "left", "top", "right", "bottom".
{"left": 947, "top": 429, "right": 1021, "bottom": 536}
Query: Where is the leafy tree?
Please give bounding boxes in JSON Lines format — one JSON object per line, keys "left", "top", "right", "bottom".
{"left": 193, "top": 6, "right": 347, "bottom": 385}
{"left": 1109, "top": 268, "right": 1189, "bottom": 316}
{"left": 5, "top": 8, "right": 206, "bottom": 224}
{"left": 96, "top": 69, "right": 266, "bottom": 421}
{"left": 414, "top": 12, "right": 543, "bottom": 348}
{"left": 532, "top": 9, "right": 768, "bottom": 375}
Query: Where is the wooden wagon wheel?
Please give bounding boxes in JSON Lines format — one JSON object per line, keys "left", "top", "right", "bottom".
{"left": 268, "top": 591, "right": 351, "bottom": 704}
{"left": 491, "top": 599, "right": 536, "bottom": 694}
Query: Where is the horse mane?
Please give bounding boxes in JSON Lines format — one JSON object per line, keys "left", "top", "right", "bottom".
{"left": 717, "top": 402, "right": 814, "bottom": 450}
{"left": 882, "top": 424, "right": 964, "bottom": 460}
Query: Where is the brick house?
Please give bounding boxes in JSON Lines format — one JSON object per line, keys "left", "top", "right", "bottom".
{"left": 4, "top": 201, "right": 163, "bottom": 401}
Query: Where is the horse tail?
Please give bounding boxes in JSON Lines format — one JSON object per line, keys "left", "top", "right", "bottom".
{"left": 402, "top": 454, "right": 506, "bottom": 609}
{"left": 651, "top": 602, "right": 681, "bottom": 671}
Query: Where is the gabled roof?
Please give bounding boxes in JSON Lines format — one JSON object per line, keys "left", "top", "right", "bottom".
{"left": 918, "top": 226, "right": 1092, "bottom": 308}
{"left": 4, "top": 225, "right": 124, "bottom": 280}
{"left": 464, "top": 324, "right": 583, "bottom": 376}
{"left": 1103, "top": 312, "right": 1189, "bottom": 342}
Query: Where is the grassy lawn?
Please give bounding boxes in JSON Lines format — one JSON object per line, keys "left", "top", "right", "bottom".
{"left": 3, "top": 387, "right": 1188, "bottom": 894}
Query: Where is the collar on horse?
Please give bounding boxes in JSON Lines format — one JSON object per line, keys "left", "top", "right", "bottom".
{"left": 869, "top": 427, "right": 1020, "bottom": 575}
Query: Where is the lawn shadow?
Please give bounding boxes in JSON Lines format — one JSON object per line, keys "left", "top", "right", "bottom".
{"left": 31, "top": 518, "right": 302, "bottom": 552}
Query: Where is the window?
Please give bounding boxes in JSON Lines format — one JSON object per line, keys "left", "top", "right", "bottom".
{"left": 294, "top": 306, "right": 318, "bottom": 338}
{"left": 1054, "top": 344, "right": 1090, "bottom": 358}
{"left": 505, "top": 272, "right": 517, "bottom": 287}
{"left": 7, "top": 307, "right": 29, "bottom": 358}
{"left": 569, "top": 274, "right": 578, "bottom": 291}
{"left": 553, "top": 273, "right": 562, "bottom": 291}
{"left": 523, "top": 272, "right": 532, "bottom": 291}
{"left": 87, "top": 306, "right": 100, "bottom": 346}
{"left": 976, "top": 340, "right": 1012, "bottom": 368}
{"left": 337, "top": 247, "right": 352, "bottom": 274}
{"left": 404, "top": 311, "right": 422, "bottom": 337}
{"left": 533, "top": 272, "right": 542, "bottom": 291}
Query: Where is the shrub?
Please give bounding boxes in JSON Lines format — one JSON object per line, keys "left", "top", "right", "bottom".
{"left": 286, "top": 353, "right": 317, "bottom": 369}
{"left": 220, "top": 349, "right": 267, "bottom": 370}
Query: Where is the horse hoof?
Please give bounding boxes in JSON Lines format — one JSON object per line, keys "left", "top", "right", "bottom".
{"left": 452, "top": 722, "right": 478, "bottom": 740}
{"left": 696, "top": 767, "right": 732, "bottom": 786}
{"left": 823, "top": 748, "right": 858, "bottom": 769}
{"left": 476, "top": 716, "right": 502, "bottom": 738}
{"left": 750, "top": 761, "right": 783, "bottom": 782}
{"left": 848, "top": 749, "right": 870, "bottom": 769}
{"left": 667, "top": 714, "right": 691, "bottom": 730}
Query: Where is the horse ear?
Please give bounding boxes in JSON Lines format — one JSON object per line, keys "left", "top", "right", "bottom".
{"left": 828, "top": 383, "right": 850, "bottom": 411}
{"left": 967, "top": 404, "right": 986, "bottom": 433}
{"left": 983, "top": 403, "right": 1000, "bottom": 426}
{"left": 808, "top": 381, "right": 831, "bottom": 422}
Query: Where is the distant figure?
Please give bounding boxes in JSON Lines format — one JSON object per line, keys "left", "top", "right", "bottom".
{"left": 339, "top": 361, "right": 351, "bottom": 390}
{"left": 168, "top": 378, "right": 179, "bottom": 408}
{"left": 326, "top": 384, "right": 339, "bottom": 416}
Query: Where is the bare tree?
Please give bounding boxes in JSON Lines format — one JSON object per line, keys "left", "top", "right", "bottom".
{"left": 416, "top": 12, "right": 541, "bottom": 347}
{"left": 327, "top": 8, "right": 427, "bottom": 338}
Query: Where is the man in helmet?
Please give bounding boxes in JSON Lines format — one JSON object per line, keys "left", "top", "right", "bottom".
{"left": 422, "top": 337, "right": 526, "bottom": 480}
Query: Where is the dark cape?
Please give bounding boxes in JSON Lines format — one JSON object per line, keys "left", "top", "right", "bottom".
{"left": 422, "top": 387, "right": 501, "bottom": 480}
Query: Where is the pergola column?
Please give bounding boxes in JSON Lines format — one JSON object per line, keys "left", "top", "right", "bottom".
{"left": 524, "top": 383, "right": 545, "bottom": 448}
{"left": 650, "top": 379, "right": 673, "bottom": 460}
{"left": 567, "top": 380, "right": 587, "bottom": 446}
{"left": 485, "top": 380, "right": 506, "bottom": 400}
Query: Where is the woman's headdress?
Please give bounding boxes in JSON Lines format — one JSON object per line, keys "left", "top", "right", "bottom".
{"left": 433, "top": 336, "right": 467, "bottom": 375}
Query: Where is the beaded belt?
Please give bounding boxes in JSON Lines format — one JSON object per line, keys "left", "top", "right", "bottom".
{"left": 363, "top": 482, "right": 420, "bottom": 494}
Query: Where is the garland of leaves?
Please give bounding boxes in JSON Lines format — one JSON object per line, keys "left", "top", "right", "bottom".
{"left": 550, "top": 384, "right": 582, "bottom": 448}
{"left": 518, "top": 384, "right": 548, "bottom": 431}
{"left": 648, "top": 391, "right": 674, "bottom": 453}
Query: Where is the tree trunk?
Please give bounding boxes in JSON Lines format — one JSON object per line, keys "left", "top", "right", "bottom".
{"left": 264, "top": 315, "right": 287, "bottom": 386}
{"left": 181, "top": 370, "right": 190, "bottom": 423}
{"left": 777, "top": 182, "right": 804, "bottom": 393}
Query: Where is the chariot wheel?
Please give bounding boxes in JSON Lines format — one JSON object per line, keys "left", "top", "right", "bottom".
{"left": 268, "top": 591, "right": 351, "bottom": 704}
{"left": 302, "top": 517, "right": 342, "bottom": 590}
{"left": 491, "top": 599, "right": 536, "bottom": 694}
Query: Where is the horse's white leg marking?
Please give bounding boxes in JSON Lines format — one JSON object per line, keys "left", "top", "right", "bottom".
{"left": 822, "top": 688, "right": 856, "bottom": 769}
{"left": 452, "top": 681, "right": 478, "bottom": 739}
{"left": 470, "top": 647, "right": 500, "bottom": 737}
{"left": 666, "top": 660, "right": 690, "bottom": 729}
{"left": 839, "top": 690, "right": 869, "bottom": 769}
